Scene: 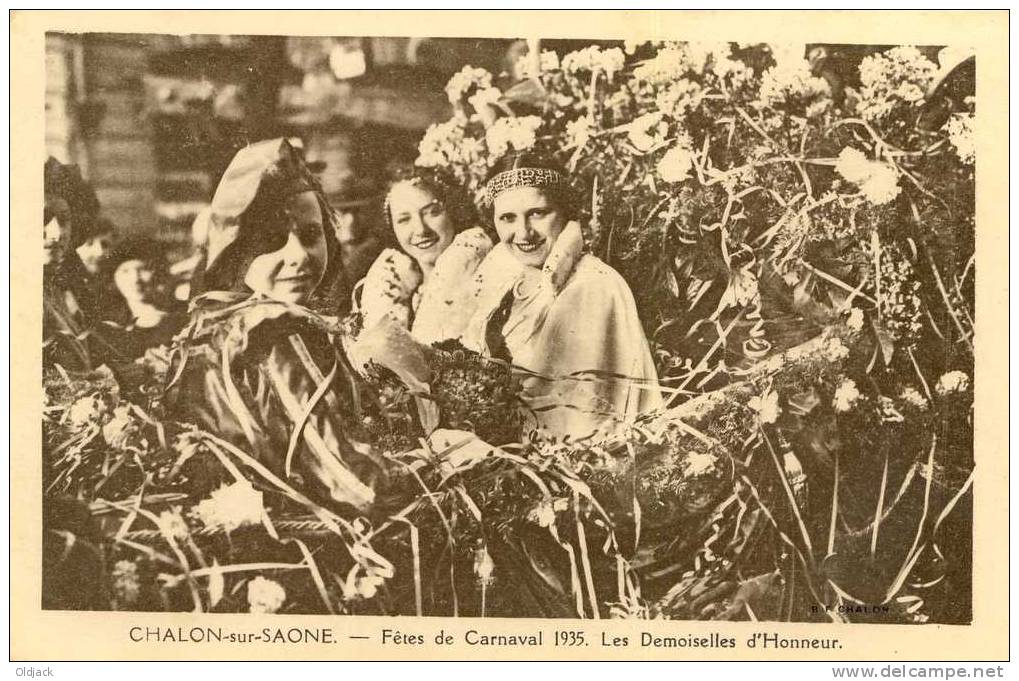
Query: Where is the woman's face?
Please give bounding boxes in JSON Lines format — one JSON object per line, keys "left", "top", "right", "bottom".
{"left": 243, "top": 191, "right": 328, "bottom": 305}
{"left": 388, "top": 182, "right": 456, "bottom": 269}
{"left": 492, "top": 186, "right": 565, "bottom": 268}
{"left": 43, "top": 198, "right": 71, "bottom": 267}
{"left": 114, "top": 259, "right": 155, "bottom": 305}
{"left": 77, "top": 232, "right": 115, "bottom": 275}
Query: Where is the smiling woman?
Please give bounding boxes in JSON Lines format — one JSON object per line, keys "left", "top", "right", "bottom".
{"left": 354, "top": 166, "right": 493, "bottom": 346}
{"left": 463, "top": 152, "right": 662, "bottom": 441}
{"left": 166, "top": 139, "right": 391, "bottom": 512}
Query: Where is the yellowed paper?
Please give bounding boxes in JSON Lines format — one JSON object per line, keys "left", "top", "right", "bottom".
{"left": 12, "top": 9, "right": 1009, "bottom": 661}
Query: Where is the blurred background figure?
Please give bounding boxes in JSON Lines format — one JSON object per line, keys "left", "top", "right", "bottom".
{"left": 103, "top": 237, "right": 188, "bottom": 359}
{"left": 43, "top": 157, "right": 120, "bottom": 370}
{"left": 74, "top": 216, "right": 116, "bottom": 277}
{"left": 333, "top": 179, "right": 382, "bottom": 288}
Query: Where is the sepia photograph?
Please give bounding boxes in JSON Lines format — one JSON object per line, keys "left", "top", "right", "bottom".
{"left": 12, "top": 9, "right": 1009, "bottom": 664}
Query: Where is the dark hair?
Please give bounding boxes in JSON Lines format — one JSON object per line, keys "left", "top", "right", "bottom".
{"left": 194, "top": 189, "right": 341, "bottom": 302}
{"left": 381, "top": 165, "right": 478, "bottom": 249}
{"left": 482, "top": 152, "right": 576, "bottom": 223}
{"left": 44, "top": 157, "right": 100, "bottom": 247}
{"left": 109, "top": 236, "right": 167, "bottom": 273}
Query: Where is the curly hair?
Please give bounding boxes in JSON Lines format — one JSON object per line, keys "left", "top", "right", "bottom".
{"left": 380, "top": 165, "right": 479, "bottom": 249}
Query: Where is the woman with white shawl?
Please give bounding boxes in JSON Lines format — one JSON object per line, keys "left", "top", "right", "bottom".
{"left": 462, "top": 153, "right": 662, "bottom": 441}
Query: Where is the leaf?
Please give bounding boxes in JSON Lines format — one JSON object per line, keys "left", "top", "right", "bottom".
{"left": 208, "top": 558, "right": 224, "bottom": 607}
{"left": 786, "top": 387, "right": 821, "bottom": 417}
{"left": 872, "top": 319, "right": 896, "bottom": 365}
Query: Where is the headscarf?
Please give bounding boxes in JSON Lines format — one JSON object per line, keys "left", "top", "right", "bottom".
{"left": 190, "top": 138, "right": 341, "bottom": 300}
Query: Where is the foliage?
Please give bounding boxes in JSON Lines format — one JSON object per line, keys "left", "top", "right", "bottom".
{"left": 42, "top": 41, "right": 974, "bottom": 623}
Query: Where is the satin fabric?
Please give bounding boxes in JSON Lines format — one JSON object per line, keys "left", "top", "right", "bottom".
{"left": 166, "top": 294, "right": 385, "bottom": 513}
{"left": 463, "top": 222, "right": 662, "bottom": 441}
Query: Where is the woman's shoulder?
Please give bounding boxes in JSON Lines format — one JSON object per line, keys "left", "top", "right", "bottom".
{"left": 362, "top": 248, "right": 421, "bottom": 297}
{"left": 567, "top": 254, "right": 632, "bottom": 292}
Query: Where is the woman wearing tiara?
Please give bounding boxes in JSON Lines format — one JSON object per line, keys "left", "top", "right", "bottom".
{"left": 463, "top": 152, "right": 662, "bottom": 441}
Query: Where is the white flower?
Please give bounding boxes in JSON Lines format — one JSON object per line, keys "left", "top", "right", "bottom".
{"left": 565, "top": 117, "right": 593, "bottom": 150}
{"left": 515, "top": 50, "right": 561, "bottom": 79}
{"left": 474, "top": 545, "right": 496, "bottom": 585}
{"left": 528, "top": 497, "right": 568, "bottom": 527}
{"left": 945, "top": 112, "right": 975, "bottom": 165}
{"left": 835, "top": 148, "right": 901, "bottom": 205}
{"left": 541, "top": 50, "right": 560, "bottom": 72}
{"left": 900, "top": 387, "right": 929, "bottom": 410}
{"left": 748, "top": 388, "right": 781, "bottom": 424}
{"left": 879, "top": 396, "right": 905, "bottom": 423}
{"left": 769, "top": 43, "right": 808, "bottom": 69}
{"left": 683, "top": 451, "right": 718, "bottom": 477}
{"left": 562, "top": 46, "right": 625, "bottom": 78}
{"left": 247, "top": 576, "right": 286, "bottom": 614}
{"left": 626, "top": 112, "right": 668, "bottom": 153}
{"left": 846, "top": 307, "right": 865, "bottom": 332}
{"left": 156, "top": 508, "right": 189, "bottom": 542}
{"left": 194, "top": 481, "right": 264, "bottom": 533}
{"left": 68, "top": 395, "right": 105, "bottom": 428}
{"left": 859, "top": 162, "right": 901, "bottom": 205}
{"left": 825, "top": 337, "right": 850, "bottom": 362}
{"left": 656, "top": 79, "right": 703, "bottom": 119}
{"left": 758, "top": 59, "right": 831, "bottom": 117}
{"left": 112, "top": 560, "right": 140, "bottom": 607}
{"left": 835, "top": 147, "right": 874, "bottom": 183}
{"left": 935, "top": 370, "right": 970, "bottom": 396}
{"left": 857, "top": 46, "right": 937, "bottom": 121}
{"left": 467, "top": 86, "right": 501, "bottom": 116}
{"left": 833, "top": 379, "right": 862, "bottom": 413}
{"left": 445, "top": 65, "right": 493, "bottom": 105}
{"left": 484, "top": 115, "right": 541, "bottom": 160}
{"left": 102, "top": 405, "right": 135, "bottom": 448}
{"left": 657, "top": 143, "right": 695, "bottom": 183}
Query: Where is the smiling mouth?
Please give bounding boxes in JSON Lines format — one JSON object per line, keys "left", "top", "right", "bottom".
{"left": 411, "top": 236, "right": 439, "bottom": 250}
{"left": 513, "top": 239, "right": 546, "bottom": 254}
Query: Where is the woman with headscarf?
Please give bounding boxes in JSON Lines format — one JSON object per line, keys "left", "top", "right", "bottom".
{"left": 462, "top": 152, "right": 662, "bottom": 442}
{"left": 165, "top": 138, "right": 393, "bottom": 513}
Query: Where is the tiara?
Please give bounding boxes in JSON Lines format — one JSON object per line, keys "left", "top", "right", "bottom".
{"left": 483, "top": 167, "right": 567, "bottom": 204}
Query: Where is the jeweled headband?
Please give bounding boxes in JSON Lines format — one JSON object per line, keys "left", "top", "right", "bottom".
{"left": 482, "top": 167, "right": 567, "bottom": 204}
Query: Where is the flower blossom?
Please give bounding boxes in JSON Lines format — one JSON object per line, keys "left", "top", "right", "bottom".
{"left": 194, "top": 481, "right": 264, "bottom": 533}
{"left": 102, "top": 405, "right": 136, "bottom": 448}
{"left": 112, "top": 560, "right": 141, "bottom": 607}
{"left": 833, "top": 379, "right": 862, "bottom": 413}
{"left": 68, "top": 395, "right": 105, "bottom": 428}
{"left": 565, "top": 117, "right": 594, "bottom": 150}
{"left": 444, "top": 65, "right": 493, "bottom": 105}
{"left": 467, "top": 86, "right": 502, "bottom": 117}
{"left": 247, "top": 576, "right": 286, "bottom": 614}
{"left": 626, "top": 112, "right": 668, "bottom": 153}
{"left": 935, "top": 370, "right": 970, "bottom": 396}
{"left": 900, "top": 387, "right": 930, "bottom": 410}
{"left": 758, "top": 58, "right": 831, "bottom": 118}
{"left": 683, "top": 451, "right": 718, "bottom": 477}
{"left": 562, "top": 46, "right": 625, "bottom": 79}
{"left": 484, "top": 115, "right": 542, "bottom": 160}
{"left": 748, "top": 388, "right": 781, "bottom": 424}
{"left": 835, "top": 147, "right": 901, "bottom": 205}
{"left": 657, "top": 143, "right": 695, "bottom": 183}
{"left": 528, "top": 497, "right": 569, "bottom": 527}
{"left": 474, "top": 545, "right": 496, "bottom": 585}
{"left": 857, "top": 46, "right": 936, "bottom": 122}
{"left": 945, "top": 112, "right": 975, "bottom": 165}
{"left": 824, "top": 337, "right": 851, "bottom": 362}
{"left": 846, "top": 307, "right": 865, "bottom": 332}
{"left": 156, "top": 507, "right": 190, "bottom": 542}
